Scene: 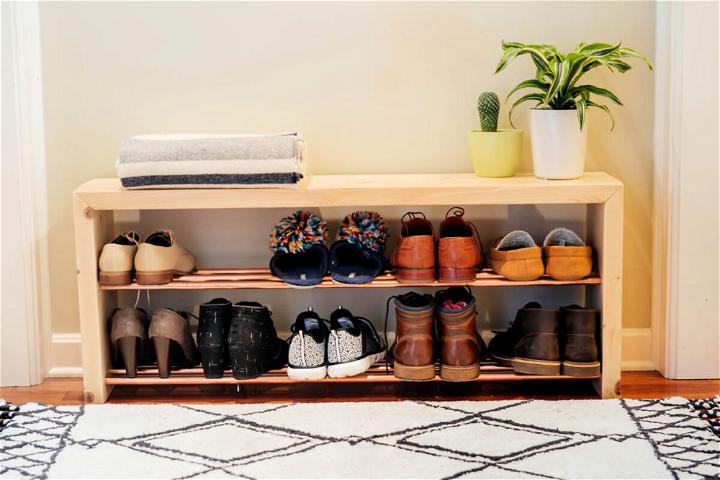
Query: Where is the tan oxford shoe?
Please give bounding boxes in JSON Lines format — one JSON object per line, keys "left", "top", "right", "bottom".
{"left": 134, "top": 230, "right": 196, "bottom": 285}
{"left": 98, "top": 231, "right": 141, "bottom": 285}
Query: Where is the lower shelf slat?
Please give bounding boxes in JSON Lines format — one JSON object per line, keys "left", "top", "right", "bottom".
{"left": 105, "top": 364, "right": 599, "bottom": 385}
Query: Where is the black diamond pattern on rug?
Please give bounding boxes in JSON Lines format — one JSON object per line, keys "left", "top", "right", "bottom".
{"left": 0, "top": 403, "right": 83, "bottom": 479}
{"left": 0, "top": 399, "right": 718, "bottom": 479}
{"left": 623, "top": 398, "right": 720, "bottom": 479}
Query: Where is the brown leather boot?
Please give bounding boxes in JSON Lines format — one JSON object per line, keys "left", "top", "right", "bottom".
{"left": 438, "top": 207, "right": 482, "bottom": 282}
{"left": 149, "top": 309, "right": 200, "bottom": 378}
{"left": 391, "top": 212, "right": 435, "bottom": 283}
{"left": 435, "top": 287, "right": 485, "bottom": 381}
{"left": 561, "top": 305, "right": 600, "bottom": 377}
{"left": 390, "top": 292, "right": 436, "bottom": 380}
{"left": 488, "top": 302, "right": 560, "bottom": 375}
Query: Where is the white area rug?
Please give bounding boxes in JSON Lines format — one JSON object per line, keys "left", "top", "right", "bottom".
{"left": 1, "top": 398, "right": 718, "bottom": 479}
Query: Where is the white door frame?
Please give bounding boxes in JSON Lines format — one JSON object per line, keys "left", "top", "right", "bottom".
{"left": 1, "top": 1, "right": 51, "bottom": 386}
{"left": 651, "top": 1, "right": 720, "bottom": 379}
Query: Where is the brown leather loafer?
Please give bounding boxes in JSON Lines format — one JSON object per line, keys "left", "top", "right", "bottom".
{"left": 543, "top": 228, "right": 593, "bottom": 280}
{"left": 435, "top": 287, "right": 486, "bottom": 381}
{"left": 391, "top": 212, "right": 435, "bottom": 283}
{"left": 437, "top": 207, "right": 482, "bottom": 282}
{"left": 488, "top": 302, "right": 560, "bottom": 375}
{"left": 561, "top": 305, "right": 600, "bottom": 377}
{"left": 488, "top": 230, "right": 543, "bottom": 281}
{"left": 390, "top": 292, "right": 436, "bottom": 380}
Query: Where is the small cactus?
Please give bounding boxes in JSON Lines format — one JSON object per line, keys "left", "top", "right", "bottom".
{"left": 478, "top": 91, "right": 500, "bottom": 132}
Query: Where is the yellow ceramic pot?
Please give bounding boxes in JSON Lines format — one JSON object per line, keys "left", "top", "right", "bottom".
{"left": 468, "top": 129, "right": 523, "bottom": 178}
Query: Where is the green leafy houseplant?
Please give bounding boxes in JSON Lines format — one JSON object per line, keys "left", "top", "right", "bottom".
{"left": 496, "top": 41, "right": 653, "bottom": 129}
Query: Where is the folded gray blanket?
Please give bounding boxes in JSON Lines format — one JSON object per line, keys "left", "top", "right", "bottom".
{"left": 116, "top": 133, "right": 304, "bottom": 189}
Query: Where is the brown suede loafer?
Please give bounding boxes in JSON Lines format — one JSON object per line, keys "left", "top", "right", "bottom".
{"left": 543, "top": 228, "right": 593, "bottom": 280}
{"left": 488, "top": 230, "right": 543, "bottom": 281}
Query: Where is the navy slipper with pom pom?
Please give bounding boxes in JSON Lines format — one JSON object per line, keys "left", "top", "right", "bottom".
{"left": 329, "top": 211, "right": 389, "bottom": 284}
{"left": 269, "top": 211, "right": 329, "bottom": 287}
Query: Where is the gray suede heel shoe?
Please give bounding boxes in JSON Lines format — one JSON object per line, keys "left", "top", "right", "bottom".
{"left": 109, "top": 308, "right": 154, "bottom": 377}
{"left": 149, "top": 309, "right": 199, "bottom": 378}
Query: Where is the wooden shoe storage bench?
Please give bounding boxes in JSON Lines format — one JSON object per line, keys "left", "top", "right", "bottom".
{"left": 73, "top": 172, "right": 623, "bottom": 403}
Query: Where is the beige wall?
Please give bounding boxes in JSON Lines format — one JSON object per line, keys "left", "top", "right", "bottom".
{"left": 39, "top": 2, "right": 655, "bottom": 339}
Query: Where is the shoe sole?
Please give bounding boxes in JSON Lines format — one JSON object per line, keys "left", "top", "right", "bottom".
{"left": 287, "top": 365, "right": 327, "bottom": 380}
{"left": 329, "top": 277, "right": 373, "bottom": 286}
{"left": 438, "top": 267, "right": 477, "bottom": 283}
{"left": 512, "top": 357, "right": 561, "bottom": 375}
{"left": 489, "top": 353, "right": 514, "bottom": 368}
{"left": 393, "top": 362, "right": 436, "bottom": 381}
{"left": 440, "top": 363, "right": 480, "bottom": 381}
{"left": 327, "top": 352, "right": 385, "bottom": 378}
{"left": 394, "top": 267, "right": 436, "bottom": 283}
{"left": 136, "top": 271, "right": 175, "bottom": 285}
{"left": 99, "top": 271, "right": 132, "bottom": 285}
{"left": 562, "top": 360, "right": 601, "bottom": 377}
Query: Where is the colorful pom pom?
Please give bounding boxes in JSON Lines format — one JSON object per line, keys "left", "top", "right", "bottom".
{"left": 270, "top": 210, "right": 328, "bottom": 254}
{"left": 337, "top": 211, "right": 388, "bottom": 252}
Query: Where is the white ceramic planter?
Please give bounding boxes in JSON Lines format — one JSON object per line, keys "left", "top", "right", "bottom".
{"left": 530, "top": 109, "right": 588, "bottom": 179}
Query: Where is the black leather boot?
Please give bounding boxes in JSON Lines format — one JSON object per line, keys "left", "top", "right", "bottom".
{"left": 561, "top": 305, "right": 600, "bottom": 377}
{"left": 197, "top": 298, "right": 232, "bottom": 378}
{"left": 488, "top": 302, "right": 560, "bottom": 375}
{"left": 228, "top": 302, "right": 286, "bottom": 379}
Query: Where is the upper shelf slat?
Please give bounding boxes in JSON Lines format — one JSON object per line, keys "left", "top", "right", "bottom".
{"left": 74, "top": 172, "right": 622, "bottom": 210}
{"left": 99, "top": 267, "right": 600, "bottom": 290}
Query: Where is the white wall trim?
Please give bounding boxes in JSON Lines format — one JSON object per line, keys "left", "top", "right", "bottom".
{"left": 651, "top": 0, "right": 684, "bottom": 380}
{"left": 47, "top": 367, "right": 84, "bottom": 378}
{"left": 48, "top": 333, "right": 82, "bottom": 377}
{"left": 1, "top": 1, "right": 51, "bottom": 386}
{"left": 47, "top": 328, "right": 655, "bottom": 375}
{"left": 621, "top": 328, "right": 654, "bottom": 371}
{"left": 652, "top": 1, "right": 720, "bottom": 379}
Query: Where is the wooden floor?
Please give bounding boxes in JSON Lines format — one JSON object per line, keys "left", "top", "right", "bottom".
{"left": 1, "top": 371, "right": 718, "bottom": 405}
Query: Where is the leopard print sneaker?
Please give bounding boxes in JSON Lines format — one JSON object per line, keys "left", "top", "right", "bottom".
{"left": 327, "top": 307, "right": 385, "bottom": 378}
{"left": 287, "top": 309, "right": 329, "bottom": 380}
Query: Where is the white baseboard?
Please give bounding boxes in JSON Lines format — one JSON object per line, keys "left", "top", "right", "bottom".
{"left": 621, "top": 328, "right": 655, "bottom": 371}
{"left": 48, "top": 333, "right": 83, "bottom": 377}
{"left": 46, "top": 328, "right": 656, "bottom": 376}
{"left": 47, "top": 366, "right": 83, "bottom": 377}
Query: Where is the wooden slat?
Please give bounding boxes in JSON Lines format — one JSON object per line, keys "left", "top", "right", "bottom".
{"left": 74, "top": 173, "right": 622, "bottom": 210}
{"left": 106, "top": 363, "right": 512, "bottom": 376}
{"left": 99, "top": 268, "right": 601, "bottom": 290}
{"left": 105, "top": 363, "right": 599, "bottom": 385}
